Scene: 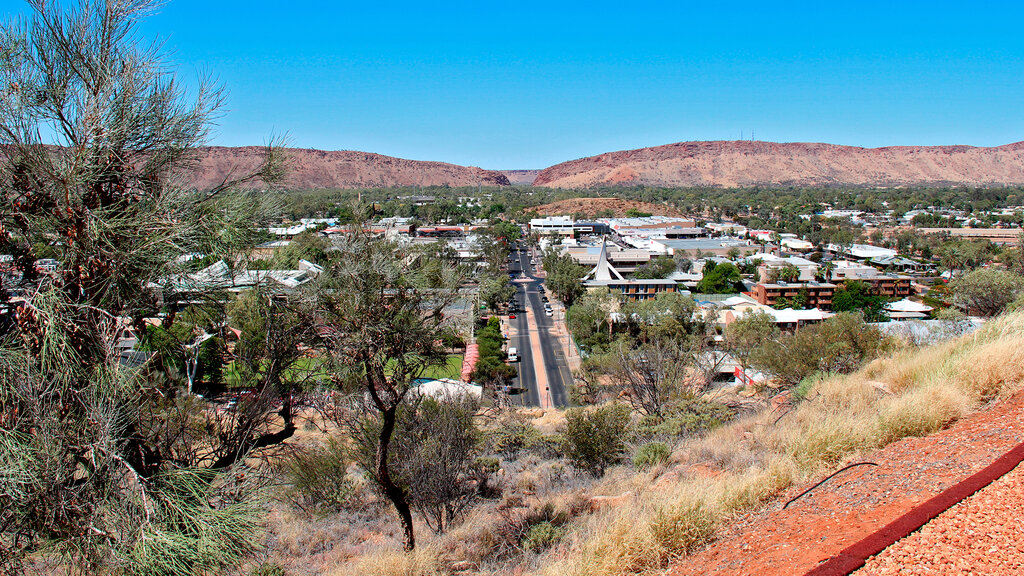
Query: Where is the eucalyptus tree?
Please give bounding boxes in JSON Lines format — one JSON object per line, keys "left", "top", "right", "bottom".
{"left": 0, "top": 1, "right": 283, "bottom": 573}
{"left": 312, "top": 227, "right": 466, "bottom": 551}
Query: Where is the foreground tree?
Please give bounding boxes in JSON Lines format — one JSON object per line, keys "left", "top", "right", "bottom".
{"left": 750, "top": 312, "right": 890, "bottom": 388}
{"left": 0, "top": 1, "right": 282, "bottom": 572}
{"left": 724, "top": 310, "right": 780, "bottom": 380}
{"left": 610, "top": 338, "right": 692, "bottom": 417}
{"left": 353, "top": 395, "right": 482, "bottom": 535}
{"left": 315, "top": 228, "right": 465, "bottom": 550}
{"left": 949, "top": 268, "right": 1024, "bottom": 318}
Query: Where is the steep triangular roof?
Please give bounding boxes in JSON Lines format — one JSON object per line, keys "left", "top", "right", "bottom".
{"left": 584, "top": 238, "right": 625, "bottom": 281}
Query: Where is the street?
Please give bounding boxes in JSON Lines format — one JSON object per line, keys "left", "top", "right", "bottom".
{"left": 507, "top": 245, "right": 572, "bottom": 408}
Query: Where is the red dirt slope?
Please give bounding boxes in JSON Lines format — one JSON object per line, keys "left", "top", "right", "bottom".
{"left": 184, "top": 146, "right": 510, "bottom": 190}
{"left": 534, "top": 140, "right": 1024, "bottom": 188}
{"left": 667, "top": 391, "right": 1024, "bottom": 576}
{"left": 856, "top": 461, "right": 1024, "bottom": 575}
{"left": 530, "top": 197, "right": 683, "bottom": 218}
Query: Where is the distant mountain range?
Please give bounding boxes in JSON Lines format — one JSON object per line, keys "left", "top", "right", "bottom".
{"left": 185, "top": 146, "right": 509, "bottom": 190}
{"left": 185, "top": 141, "right": 1024, "bottom": 190}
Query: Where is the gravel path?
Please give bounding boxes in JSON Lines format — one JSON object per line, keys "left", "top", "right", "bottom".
{"left": 667, "top": 392, "right": 1024, "bottom": 576}
{"left": 855, "top": 462, "right": 1024, "bottom": 576}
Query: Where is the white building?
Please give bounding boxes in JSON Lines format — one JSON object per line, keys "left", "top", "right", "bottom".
{"left": 529, "top": 216, "right": 575, "bottom": 236}
{"left": 826, "top": 243, "right": 898, "bottom": 260}
{"left": 831, "top": 259, "right": 883, "bottom": 280}
{"left": 747, "top": 253, "right": 819, "bottom": 282}
{"left": 884, "top": 298, "right": 934, "bottom": 320}
{"left": 780, "top": 233, "right": 814, "bottom": 251}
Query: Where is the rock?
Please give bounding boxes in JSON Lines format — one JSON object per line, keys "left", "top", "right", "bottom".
{"left": 589, "top": 491, "right": 634, "bottom": 512}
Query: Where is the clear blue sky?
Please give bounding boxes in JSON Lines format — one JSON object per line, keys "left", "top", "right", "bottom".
{"left": 6, "top": 1, "right": 1024, "bottom": 168}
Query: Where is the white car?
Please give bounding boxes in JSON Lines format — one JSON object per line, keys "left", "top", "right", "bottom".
{"left": 545, "top": 309, "right": 553, "bottom": 316}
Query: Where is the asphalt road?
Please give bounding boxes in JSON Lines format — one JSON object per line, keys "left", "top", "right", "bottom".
{"left": 507, "top": 246, "right": 572, "bottom": 408}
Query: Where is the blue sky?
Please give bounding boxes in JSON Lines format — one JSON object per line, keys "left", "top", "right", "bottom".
{"left": 6, "top": 1, "right": 1024, "bottom": 168}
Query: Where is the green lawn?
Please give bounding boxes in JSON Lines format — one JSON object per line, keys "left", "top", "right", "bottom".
{"left": 417, "top": 354, "right": 465, "bottom": 380}
{"left": 224, "top": 354, "right": 464, "bottom": 388}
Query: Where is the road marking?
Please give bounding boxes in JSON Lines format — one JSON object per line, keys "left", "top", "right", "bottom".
{"left": 524, "top": 307, "right": 553, "bottom": 409}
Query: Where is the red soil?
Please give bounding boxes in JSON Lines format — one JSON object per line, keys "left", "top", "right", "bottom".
{"left": 667, "top": 392, "right": 1024, "bottom": 576}
{"left": 529, "top": 197, "right": 684, "bottom": 218}
{"left": 855, "top": 462, "right": 1024, "bottom": 575}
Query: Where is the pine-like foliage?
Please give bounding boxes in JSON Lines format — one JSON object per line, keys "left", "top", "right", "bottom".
{"left": 0, "top": 1, "right": 283, "bottom": 572}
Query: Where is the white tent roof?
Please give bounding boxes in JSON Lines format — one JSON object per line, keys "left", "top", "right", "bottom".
{"left": 413, "top": 378, "right": 482, "bottom": 400}
{"left": 584, "top": 238, "right": 625, "bottom": 281}
{"left": 885, "top": 298, "right": 933, "bottom": 313}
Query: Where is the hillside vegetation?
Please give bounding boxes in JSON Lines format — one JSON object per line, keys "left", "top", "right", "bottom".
{"left": 339, "top": 309, "right": 1024, "bottom": 576}
{"left": 537, "top": 310, "right": 1024, "bottom": 576}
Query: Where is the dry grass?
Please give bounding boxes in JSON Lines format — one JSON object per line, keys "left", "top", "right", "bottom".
{"left": 537, "top": 310, "right": 1024, "bottom": 576}
{"left": 326, "top": 546, "right": 444, "bottom": 576}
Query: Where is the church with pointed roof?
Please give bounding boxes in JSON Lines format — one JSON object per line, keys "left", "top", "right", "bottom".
{"left": 582, "top": 238, "right": 680, "bottom": 301}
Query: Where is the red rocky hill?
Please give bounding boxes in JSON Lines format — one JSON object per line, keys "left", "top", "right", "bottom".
{"left": 533, "top": 140, "right": 1024, "bottom": 188}
{"left": 184, "top": 146, "right": 510, "bottom": 190}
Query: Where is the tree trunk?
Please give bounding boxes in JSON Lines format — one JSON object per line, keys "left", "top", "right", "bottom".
{"left": 378, "top": 405, "right": 416, "bottom": 550}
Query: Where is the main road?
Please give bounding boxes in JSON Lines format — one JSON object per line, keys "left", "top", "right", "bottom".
{"left": 506, "top": 245, "right": 572, "bottom": 408}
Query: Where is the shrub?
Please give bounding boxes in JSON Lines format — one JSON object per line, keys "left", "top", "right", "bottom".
{"left": 634, "top": 442, "right": 671, "bottom": 470}
{"left": 949, "top": 268, "right": 1024, "bottom": 317}
{"left": 251, "top": 563, "right": 286, "bottom": 576}
{"left": 634, "top": 397, "right": 736, "bottom": 442}
{"left": 562, "top": 403, "right": 631, "bottom": 476}
{"left": 284, "top": 437, "right": 357, "bottom": 516}
{"left": 472, "top": 457, "right": 502, "bottom": 498}
{"left": 750, "top": 312, "right": 891, "bottom": 387}
{"left": 488, "top": 418, "right": 543, "bottom": 457}
{"left": 523, "top": 521, "right": 565, "bottom": 552}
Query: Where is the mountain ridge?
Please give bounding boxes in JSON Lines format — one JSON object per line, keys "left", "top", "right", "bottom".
{"left": 184, "top": 146, "right": 510, "bottom": 190}
{"left": 533, "top": 140, "right": 1024, "bottom": 188}
{"left": 183, "top": 141, "right": 1024, "bottom": 190}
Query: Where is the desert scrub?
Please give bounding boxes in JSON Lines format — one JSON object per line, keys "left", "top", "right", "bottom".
{"left": 487, "top": 417, "right": 545, "bottom": 457}
{"left": 650, "top": 501, "right": 717, "bottom": 557}
{"left": 634, "top": 442, "right": 671, "bottom": 470}
{"left": 284, "top": 437, "right": 359, "bottom": 516}
{"left": 523, "top": 521, "right": 565, "bottom": 552}
{"left": 794, "top": 372, "right": 827, "bottom": 400}
{"left": 327, "top": 546, "right": 444, "bottom": 576}
{"left": 538, "top": 310, "right": 1024, "bottom": 576}
{"left": 250, "top": 563, "right": 286, "bottom": 576}
{"left": 633, "top": 396, "right": 736, "bottom": 443}
{"left": 563, "top": 403, "right": 631, "bottom": 476}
